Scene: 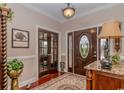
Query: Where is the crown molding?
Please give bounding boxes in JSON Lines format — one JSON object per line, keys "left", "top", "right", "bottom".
{"left": 62, "top": 3, "right": 120, "bottom": 23}
{"left": 20, "top": 3, "right": 120, "bottom": 23}
{"left": 21, "top": 4, "right": 62, "bottom": 23}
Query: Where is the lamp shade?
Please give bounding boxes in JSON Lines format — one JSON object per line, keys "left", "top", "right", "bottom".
{"left": 98, "top": 20, "right": 124, "bottom": 38}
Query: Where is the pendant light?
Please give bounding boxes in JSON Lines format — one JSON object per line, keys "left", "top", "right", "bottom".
{"left": 63, "top": 3, "right": 75, "bottom": 19}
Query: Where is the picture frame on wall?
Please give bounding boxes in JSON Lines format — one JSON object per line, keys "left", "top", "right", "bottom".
{"left": 12, "top": 28, "right": 29, "bottom": 48}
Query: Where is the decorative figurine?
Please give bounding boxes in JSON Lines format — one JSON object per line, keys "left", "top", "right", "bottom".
{"left": 100, "top": 40, "right": 112, "bottom": 70}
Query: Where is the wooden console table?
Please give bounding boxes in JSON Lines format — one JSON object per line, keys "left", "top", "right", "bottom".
{"left": 84, "top": 61, "right": 124, "bottom": 90}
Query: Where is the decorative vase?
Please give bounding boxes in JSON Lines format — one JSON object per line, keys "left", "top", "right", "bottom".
{"left": 7, "top": 69, "right": 23, "bottom": 90}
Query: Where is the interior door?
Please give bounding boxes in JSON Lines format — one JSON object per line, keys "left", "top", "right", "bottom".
{"left": 38, "top": 30, "right": 50, "bottom": 76}
{"left": 74, "top": 28, "right": 97, "bottom": 75}
{"left": 38, "top": 29, "right": 58, "bottom": 77}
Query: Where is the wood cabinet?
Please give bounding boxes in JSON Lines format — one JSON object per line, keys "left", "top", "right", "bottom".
{"left": 38, "top": 28, "right": 58, "bottom": 77}
{"left": 86, "top": 70, "right": 124, "bottom": 90}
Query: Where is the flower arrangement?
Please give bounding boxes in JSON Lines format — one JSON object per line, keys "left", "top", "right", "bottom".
{"left": 0, "top": 3, "right": 14, "bottom": 22}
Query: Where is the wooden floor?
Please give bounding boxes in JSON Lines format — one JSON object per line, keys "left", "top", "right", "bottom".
{"left": 20, "top": 71, "right": 63, "bottom": 90}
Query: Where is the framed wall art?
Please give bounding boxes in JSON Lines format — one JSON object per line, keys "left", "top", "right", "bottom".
{"left": 12, "top": 28, "right": 29, "bottom": 48}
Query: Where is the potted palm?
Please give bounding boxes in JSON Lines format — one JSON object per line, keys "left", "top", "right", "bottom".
{"left": 7, "top": 59, "right": 24, "bottom": 90}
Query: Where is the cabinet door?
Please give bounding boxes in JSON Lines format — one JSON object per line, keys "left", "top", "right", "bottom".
{"left": 120, "top": 79, "right": 124, "bottom": 89}
{"left": 93, "top": 72, "right": 120, "bottom": 90}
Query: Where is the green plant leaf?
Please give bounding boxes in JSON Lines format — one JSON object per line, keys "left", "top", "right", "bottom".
{"left": 7, "top": 59, "right": 24, "bottom": 71}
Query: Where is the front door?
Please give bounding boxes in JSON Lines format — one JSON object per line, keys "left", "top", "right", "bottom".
{"left": 74, "top": 27, "right": 97, "bottom": 75}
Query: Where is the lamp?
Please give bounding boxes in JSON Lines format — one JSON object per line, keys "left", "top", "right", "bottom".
{"left": 98, "top": 21, "right": 123, "bottom": 38}
{"left": 98, "top": 20, "right": 124, "bottom": 70}
{"left": 63, "top": 3, "right": 75, "bottom": 19}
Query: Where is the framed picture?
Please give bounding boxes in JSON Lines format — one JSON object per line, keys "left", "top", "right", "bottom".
{"left": 12, "top": 28, "right": 29, "bottom": 48}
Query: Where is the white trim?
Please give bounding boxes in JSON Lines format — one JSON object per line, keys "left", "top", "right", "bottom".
{"left": 7, "top": 55, "right": 35, "bottom": 60}
{"left": 8, "top": 77, "right": 37, "bottom": 89}
{"left": 19, "top": 77, "right": 37, "bottom": 88}
{"left": 120, "top": 56, "right": 124, "bottom": 60}
{"left": 96, "top": 27, "right": 99, "bottom": 61}
{"left": 36, "top": 25, "right": 61, "bottom": 33}
{"left": 61, "top": 53, "right": 66, "bottom": 56}
{"left": 62, "top": 4, "right": 120, "bottom": 23}
{"left": 35, "top": 25, "right": 61, "bottom": 74}
{"left": 21, "top": 4, "right": 62, "bottom": 23}
{"left": 65, "top": 32, "right": 68, "bottom": 72}
{"left": 21, "top": 3, "right": 119, "bottom": 23}
{"left": 72, "top": 32, "right": 74, "bottom": 73}
{"left": 96, "top": 27, "right": 100, "bottom": 69}
{"left": 66, "top": 24, "right": 102, "bottom": 33}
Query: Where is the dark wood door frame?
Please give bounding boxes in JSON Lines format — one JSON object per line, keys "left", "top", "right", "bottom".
{"left": 38, "top": 28, "right": 59, "bottom": 77}
{"left": 74, "top": 27, "right": 97, "bottom": 75}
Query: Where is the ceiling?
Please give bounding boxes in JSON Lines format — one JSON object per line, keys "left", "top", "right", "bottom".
{"left": 23, "top": 3, "right": 117, "bottom": 23}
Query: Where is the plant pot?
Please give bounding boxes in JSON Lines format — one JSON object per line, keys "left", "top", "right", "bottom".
{"left": 7, "top": 69, "right": 23, "bottom": 90}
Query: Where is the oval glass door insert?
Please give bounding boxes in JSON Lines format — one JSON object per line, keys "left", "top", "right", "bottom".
{"left": 79, "top": 35, "right": 89, "bottom": 58}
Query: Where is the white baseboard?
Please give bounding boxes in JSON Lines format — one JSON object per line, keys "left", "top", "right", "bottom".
{"left": 19, "top": 77, "right": 38, "bottom": 88}
{"left": 7, "top": 55, "right": 37, "bottom": 89}
{"left": 8, "top": 77, "right": 38, "bottom": 90}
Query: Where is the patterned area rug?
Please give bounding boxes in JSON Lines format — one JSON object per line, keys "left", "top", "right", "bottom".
{"left": 32, "top": 72, "right": 86, "bottom": 90}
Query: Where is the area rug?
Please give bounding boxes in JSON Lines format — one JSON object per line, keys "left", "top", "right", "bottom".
{"left": 32, "top": 72, "right": 86, "bottom": 90}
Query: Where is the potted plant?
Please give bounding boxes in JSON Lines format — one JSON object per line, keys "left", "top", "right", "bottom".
{"left": 7, "top": 59, "right": 24, "bottom": 90}
{"left": 111, "top": 53, "right": 120, "bottom": 65}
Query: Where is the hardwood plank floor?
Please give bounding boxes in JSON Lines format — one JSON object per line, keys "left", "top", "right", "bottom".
{"left": 20, "top": 72, "right": 64, "bottom": 90}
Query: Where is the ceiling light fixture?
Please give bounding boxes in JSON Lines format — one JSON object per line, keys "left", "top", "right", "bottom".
{"left": 63, "top": 3, "right": 75, "bottom": 19}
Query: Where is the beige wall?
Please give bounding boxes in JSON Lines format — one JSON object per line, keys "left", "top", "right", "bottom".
{"left": 7, "top": 3, "right": 124, "bottom": 88}
{"left": 8, "top": 4, "right": 61, "bottom": 57}
{"left": 7, "top": 4, "right": 61, "bottom": 88}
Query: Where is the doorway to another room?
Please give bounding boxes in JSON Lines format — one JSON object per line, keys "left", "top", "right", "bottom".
{"left": 38, "top": 28, "right": 59, "bottom": 78}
